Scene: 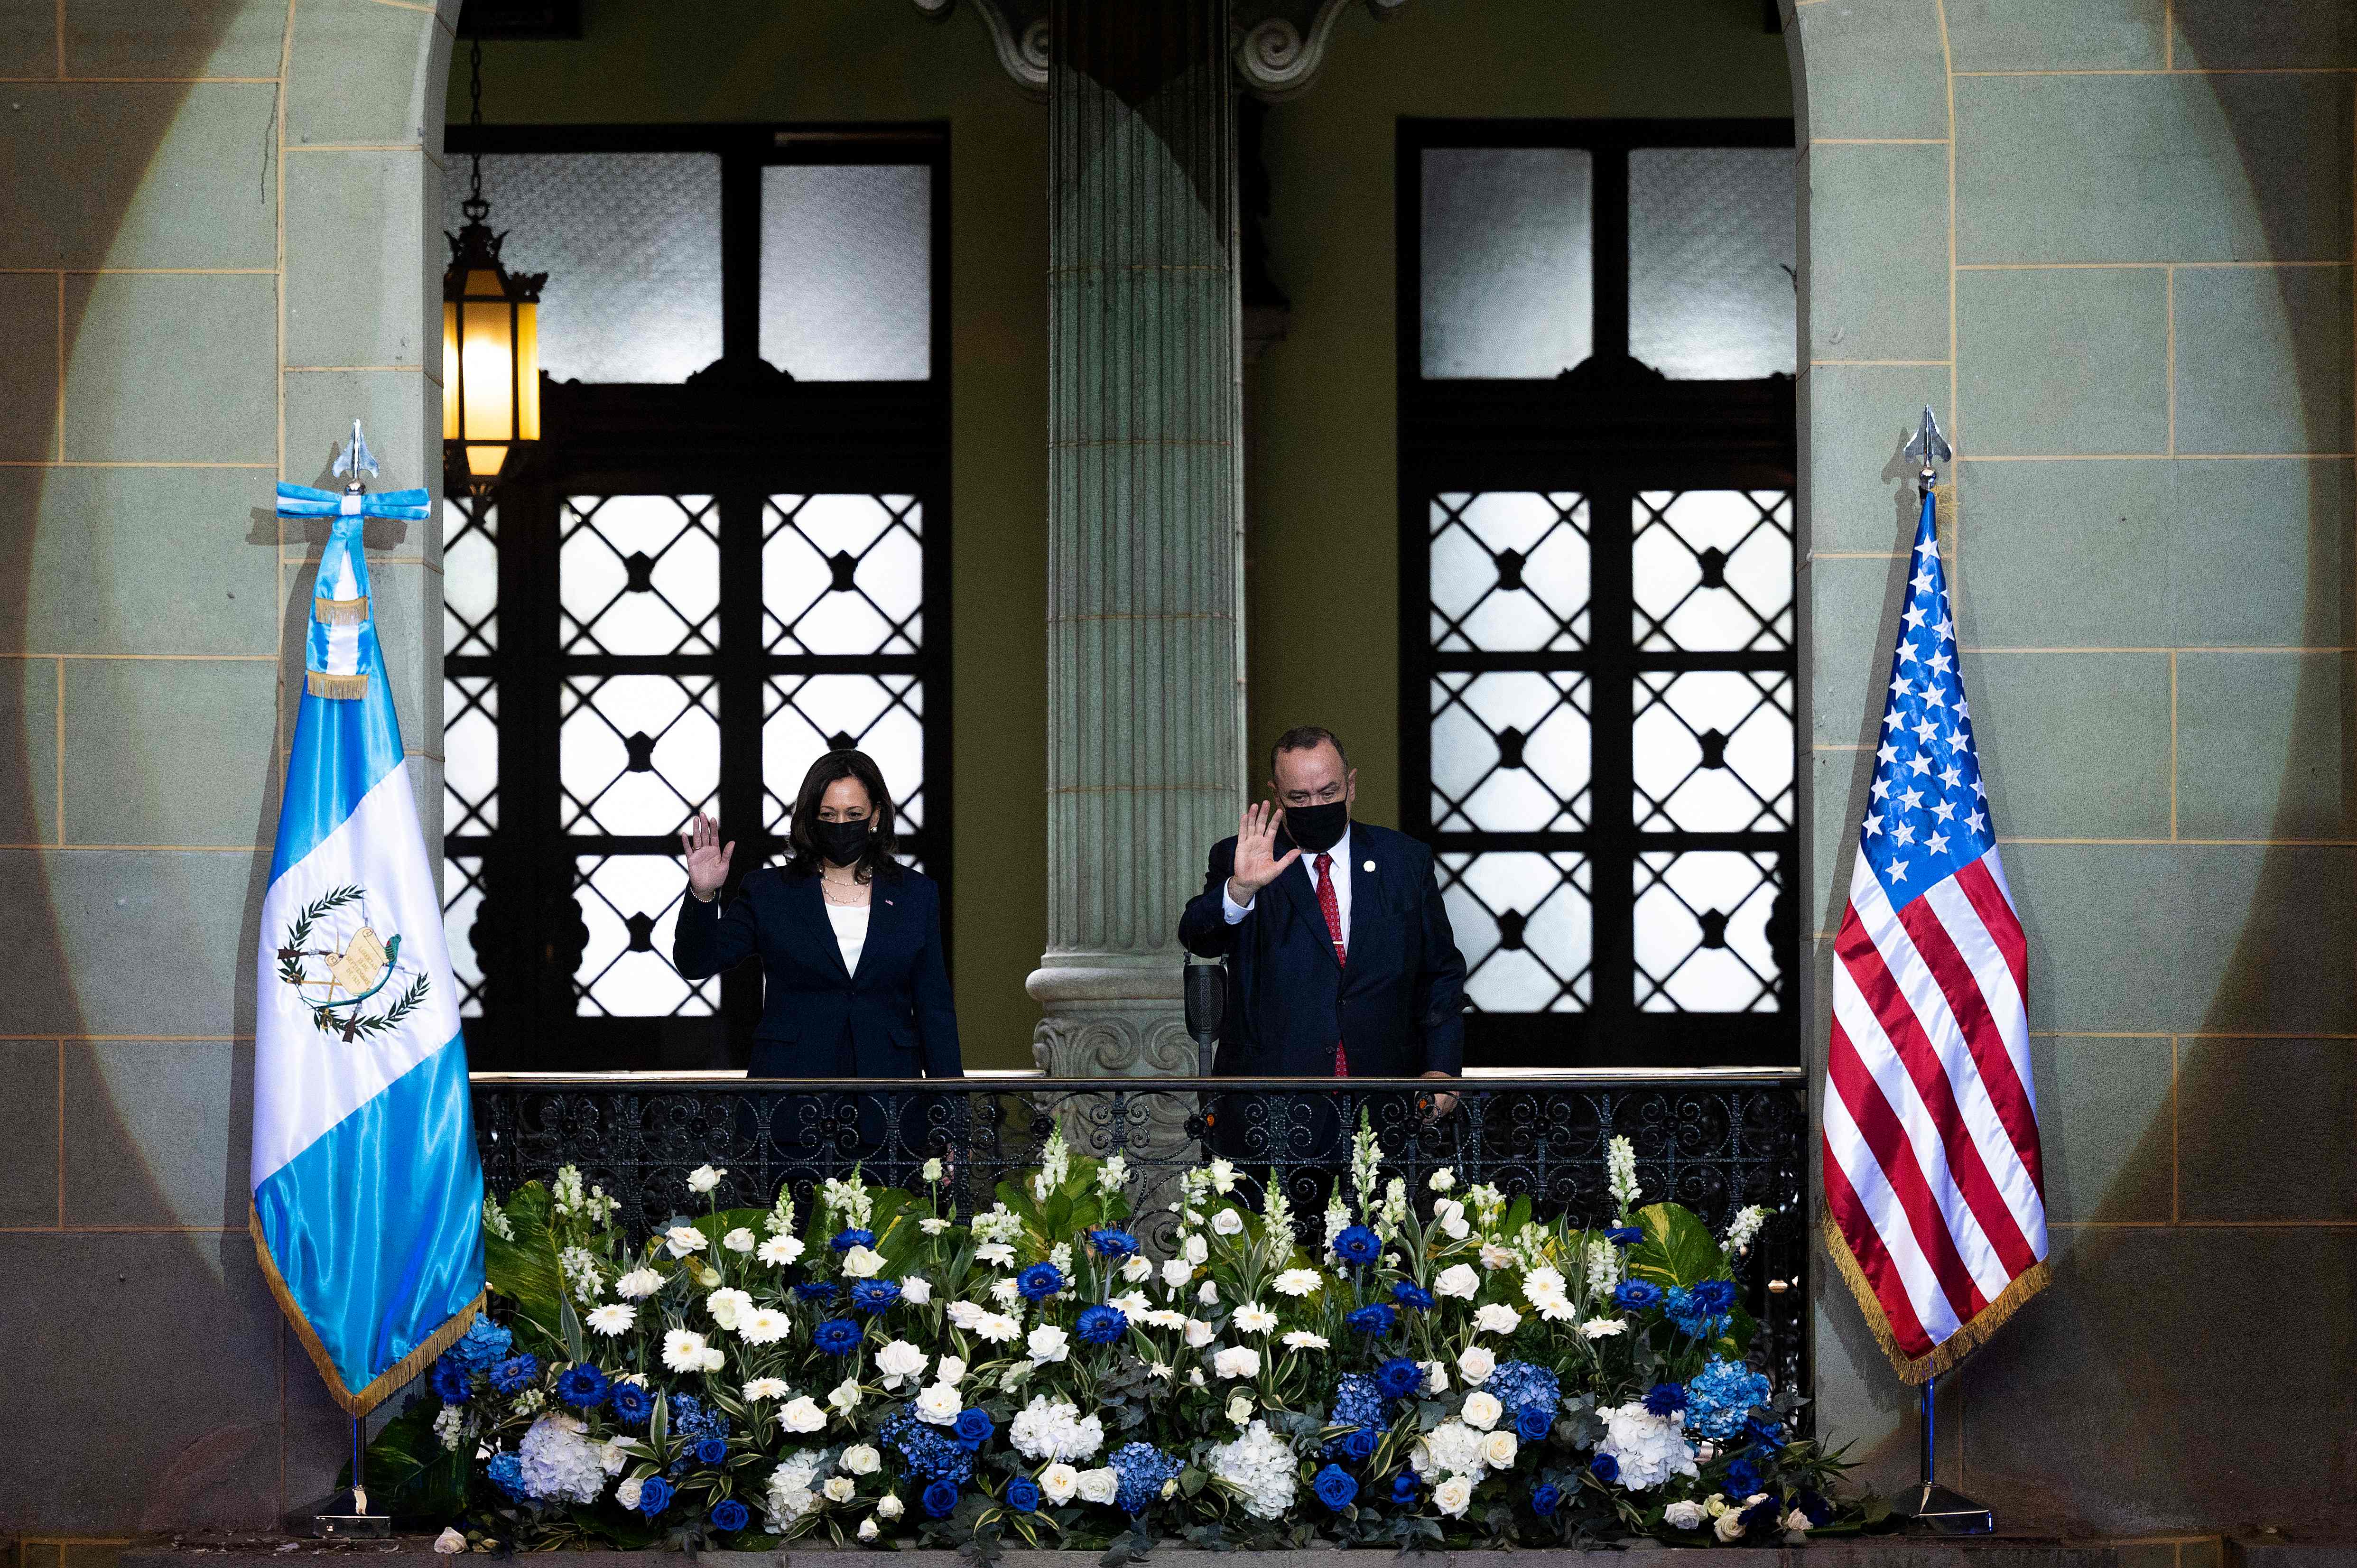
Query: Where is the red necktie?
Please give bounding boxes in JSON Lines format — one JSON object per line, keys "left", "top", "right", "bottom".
{"left": 1315, "top": 852, "right": 1348, "bottom": 1076}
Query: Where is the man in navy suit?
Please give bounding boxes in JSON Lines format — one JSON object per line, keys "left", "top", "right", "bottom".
{"left": 1179, "top": 726, "right": 1466, "bottom": 1104}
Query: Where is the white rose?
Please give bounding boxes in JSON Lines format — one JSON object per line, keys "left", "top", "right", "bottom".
{"left": 433, "top": 1528, "right": 466, "bottom": 1555}
{"left": 937, "top": 1355, "right": 967, "bottom": 1384}
{"left": 687, "top": 1164, "right": 724, "bottom": 1193}
{"left": 1198, "top": 1279, "right": 1220, "bottom": 1305}
{"left": 1663, "top": 1500, "right": 1708, "bottom": 1530}
{"left": 1207, "top": 1158, "right": 1237, "bottom": 1193}
{"left": 614, "top": 1268, "right": 664, "bottom": 1299}
{"left": 780, "top": 1396, "right": 827, "bottom": 1433}
{"left": 1434, "top": 1199, "right": 1470, "bottom": 1240}
{"left": 1423, "top": 1361, "right": 1450, "bottom": 1395}
{"left": 661, "top": 1328, "right": 711, "bottom": 1373}
{"left": 665, "top": 1225, "right": 708, "bottom": 1257}
{"left": 722, "top": 1227, "right": 756, "bottom": 1254}
{"left": 921, "top": 1157, "right": 944, "bottom": 1183}
{"left": 1076, "top": 1468, "right": 1118, "bottom": 1506}
{"left": 1225, "top": 1389, "right": 1255, "bottom": 1423}
{"left": 875, "top": 1339, "right": 928, "bottom": 1387}
{"left": 841, "top": 1245, "right": 884, "bottom": 1279}
{"left": 1040, "top": 1463, "right": 1080, "bottom": 1505}
{"left": 1122, "top": 1255, "right": 1154, "bottom": 1283}
{"left": 1457, "top": 1345, "right": 1496, "bottom": 1384}
{"left": 1029, "top": 1324, "right": 1071, "bottom": 1364}
{"left": 1182, "top": 1234, "right": 1209, "bottom": 1265}
{"left": 1161, "top": 1258, "right": 1194, "bottom": 1289}
{"left": 615, "top": 1477, "right": 643, "bottom": 1511}
{"left": 1429, "top": 1169, "right": 1456, "bottom": 1192}
{"left": 824, "top": 1475, "right": 856, "bottom": 1503}
{"left": 915, "top": 1382, "right": 963, "bottom": 1424}
{"left": 757, "top": 1234, "right": 805, "bottom": 1267}
{"left": 700, "top": 1346, "right": 725, "bottom": 1372}
{"left": 828, "top": 1377, "right": 863, "bottom": 1412}
{"left": 1188, "top": 1369, "right": 1206, "bottom": 1387}
{"left": 1784, "top": 1509, "right": 1813, "bottom": 1534}
{"left": 1433, "top": 1475, "right": 1474, "bottom": 1517}
{"left": 1185, "top": 1318, "right": 1216, "bottom": 1348}
{"left": 601, "top": 1436, "right": 631, "bottom": 1475}
{"left": 743, "top": 1377, "right": 789, "bottom": 1400}
{"left": 1460, "top": 1391, "right": 1503, "bottom": 1430}
{"left": 876, "top": 1494, "right": 904, "bottom": 1521}
{"left": 706, "top": 1287, "right": 752, "bottom": 1330}
{"left": 857, "top": 1518, "right": 880, "bottom": 1542}
{"left": 1480, "top": 1430, "right": 1519, "bottom": 1469}
{"left": 901, "top": 1275, "right": 932, "bottom": 1304}
{"left": 835, "top": 1443, "right": 878, "bottom": 1475}
{"left": 1271, "top": 1268, "right": 1322, "bottom": 1297}
{"left": 1474, "top": 1302, "right": 1522, "bottom": 1335}
{"left": 946, "top": 1300, "right": 987, "bottom": 1331}
{"left": 1715, "top": 1511, "right": 1746, "bottom": 1542}
{"left": 585, "top": 1302, "right": 638, "bottom": 1336}
{"left": 1433, "top": 1263, "right": 1480, "bottom": 1300}
{"left": 1211, "top": 1345, "right": 1261, "bottom": 1380}
{"left": 1478, "top": 1242, "right": 1515, "bottom": 1270}
{"left": 1211, "top": 1208, "right": 1244, "bottom": 1235}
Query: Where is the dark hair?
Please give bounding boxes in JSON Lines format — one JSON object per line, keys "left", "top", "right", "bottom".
{"left": 784, "top": 749, "right": 900, "bottom": 883}
{"left": 1269, "top": 724, "right": 1350, "bottom": 781}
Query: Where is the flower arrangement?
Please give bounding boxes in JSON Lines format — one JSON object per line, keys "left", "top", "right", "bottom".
{"left": 373, "top": 1128, "right": 1872, "bottom": 1552}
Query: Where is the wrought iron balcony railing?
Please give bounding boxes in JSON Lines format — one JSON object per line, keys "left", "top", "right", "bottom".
{"left": 470, "top": 1070, "right": 1810, "bottom": 1402}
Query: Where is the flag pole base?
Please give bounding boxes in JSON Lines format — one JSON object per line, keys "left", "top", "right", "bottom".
{"left": 1899, "top": 1481, "right": 1995, "bottom": 1535}
{"left": 311, "top": 1513, "right": 392, "bottom": 1540}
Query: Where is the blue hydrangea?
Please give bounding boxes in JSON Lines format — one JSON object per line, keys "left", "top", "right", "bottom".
{"left": 449, "top": 1318, "right": 513, "bottom": 1374}
{"left": 1485, "top": 1360, "right": 1561, "bottom": 1419}
{"left": 1329, "top": 1373, "right": 1389, "bottom": 1432}
{"left": 1107, "top": 1442, "right": 1182, "bottom": 1514}
{"left": 880, "top": 1408, "right": 976, "bottom": 1484}
{"left": 667, "top": 1394, "right": 730, "bottom": 1477}
{"left": 486, "top": 1451, "right": 528, "bottom": 1503}
{"left": 1683, "top": 1356, "right": 1772, "bottom": 1442}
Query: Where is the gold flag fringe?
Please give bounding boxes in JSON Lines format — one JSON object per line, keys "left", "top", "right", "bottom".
{"left": 1820, "top": 1210, "right": 2050, "bottom": 1385}
{"left": 306, "top": 670, "right": 370, "bottom": 699}
{"left": 313, "top": 596, "right": 371, "bottom": 626}
{"left": 250, "top": 1201, "right": 483, "bottom": 1417}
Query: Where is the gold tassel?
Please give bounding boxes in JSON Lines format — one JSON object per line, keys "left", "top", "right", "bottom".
{"left": 306, "top": 670, "right": 369, "bottom": 699}
{"left": 313, "top": 596, "right": 371, "bottom": 626}
{"left": 1820, "top": 1210, "right": 2051, "bottom": 1385}
{"left": 250, "top": 1201, "right": 485, "bottom": 1416}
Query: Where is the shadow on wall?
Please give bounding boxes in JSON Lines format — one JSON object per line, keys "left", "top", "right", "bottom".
{"left": 1804, "top": 18, "right": 2357, "bottom": 1536}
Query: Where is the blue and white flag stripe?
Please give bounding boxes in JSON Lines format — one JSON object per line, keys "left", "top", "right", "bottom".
{"left": 253, "top": 482, "right": 484, "bottom": 1414}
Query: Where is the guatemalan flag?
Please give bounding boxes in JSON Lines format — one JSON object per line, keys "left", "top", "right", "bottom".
{"left": 252, "top": 463, "right": 484, "bottom": 1414}
{"left": 1821, "top": 484, "right": 2049, "bottom": 1384}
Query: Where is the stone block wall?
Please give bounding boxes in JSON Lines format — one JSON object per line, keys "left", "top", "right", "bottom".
{"left": 1793, "top": 0, "right": 2357, "bottom": 1538}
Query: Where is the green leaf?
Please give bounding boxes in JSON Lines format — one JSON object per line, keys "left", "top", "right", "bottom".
{"left": 484, "top": 1182, "right": 566, "bottom": 1352}
{"left": 1178, "top": 1466, "right": 1207, "bottom": 1498}
{"left": 559, "top": 1293, "right": 586, "bottom": 1367}
{"left": 1624, "top": 1202, "right": 1723, "bottom": 1290}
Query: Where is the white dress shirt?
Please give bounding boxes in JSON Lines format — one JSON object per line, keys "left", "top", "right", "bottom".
{"left": 826, "top": 900, "right": 871, "bottom": 974}
{"left": 1223, "top": 822, "right": 1353, "bottom": 946}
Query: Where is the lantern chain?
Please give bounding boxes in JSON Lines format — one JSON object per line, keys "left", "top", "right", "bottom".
{"left": 464, "top": 37, "right": 488, "bottom": 223}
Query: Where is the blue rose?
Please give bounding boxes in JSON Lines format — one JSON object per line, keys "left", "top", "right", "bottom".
{"left": 1391, "top": 1281, "right": 1435, "bottom": 1311}
{"left": 489, "top": 1354, "right": 538, "bottom": 1395}
{"left": 794, "top": 1281, "right": 838, "bottom": 1303}
{"left": 922, "top": 1479, "right": 960, "bottom": 1519}
{"left": 1006, "top": 1476, "right": 1040, "bottom": 1513}
{"left": 1613, "top": 1280, "right": 1663, "bottom": 1310}
{"left": 637, "top": 1475, "right": 675, "bottom": 1516}
{"left": 1531, "top": 1481, "right": 1563, "bottom": 1516}
{"left": 1642, "top": 1383, "right": 1688, "bottom": 1417}
{"left": 1016, "top": 1262, "right": 1065, "bottom": 1302}
{"left": 1604, "top": 1225, "right": 1644, "bottom": 1246}
{"left": 1373, "top": 1355, "right": 1425, "bottom": 1400}
{"left": 813, "top": 1317, "right": 863, "bottom": 1355}
{"left": 954, "top": 1408, "right": 994, "bottom": 1451}
{"left": 710, "top": 1498, "right": 749, "bottom": 1532}
{"left": 696, "top": 1436, "right": 729, "bottom": 1465}
{"left": 1390, "top": 1474, "right": 1421, "bottom": 1506}
{"left": 554, "top": 1364, "right": 609, "bottom": 1410}
{"left": 851, "top": 1278, "right": 902, "bottom": 1315}
{"left": 1330, "top": 1225, "right": 1382, "bottom": 1268}
{"left": 1346, "top": 1303, "right": 1398, "bottom": 1337}
{"left": 428, "top": 1355, "right": 471, "bottom": 1403}
{"left": 831, "top": 1227, "right": 876, "bottom": 1253}
{"left": 1338, "top": 1427, "right": 1378, "bottom": 1462}
{"left": 1516, "top": 1402, "right": 1553, "bottom": 1442}
{"left": 1088, "top": 1228, "right": 1140, "bottom": 1260}
{"left": 1075, "top": 1304, "right": 1128, "bottom": 1345}
{"left": 609, "top": 1382, "right": 653, "bottom": 1426}
{"left": 1311, "top": 1464, "right": 1358, "bottom": 1511}
{"left": 1590, "top": 1453, "right": 1620, "bottom": 1484}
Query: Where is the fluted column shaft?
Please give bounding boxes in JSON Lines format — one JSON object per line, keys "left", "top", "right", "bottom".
{"left": 1029, "top": 0, "right": 1246, "bottom": 1076}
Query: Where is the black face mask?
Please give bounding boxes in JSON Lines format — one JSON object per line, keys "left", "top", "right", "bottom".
{"left": 1283, "top": 799, "right": 1349, "bottom": 855}
{"left": 807, "top": 817, "right": 871, "bottom": 868}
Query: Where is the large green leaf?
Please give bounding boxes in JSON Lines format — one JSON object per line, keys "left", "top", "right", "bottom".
{"left": 1623, "top": 1202, "right": 1724, "bottom": 1290}
{"left": 484, "top": 1183, "right": 567, "bottom": 1352}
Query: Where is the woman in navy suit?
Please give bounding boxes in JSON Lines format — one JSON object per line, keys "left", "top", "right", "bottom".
{"left": 673, "top": 750, "right": 962, "bottom": 1083}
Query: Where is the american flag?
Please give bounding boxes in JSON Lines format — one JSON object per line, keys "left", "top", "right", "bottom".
{"left": 1821, "top": 488, "right": 2050, "bottom": 1383}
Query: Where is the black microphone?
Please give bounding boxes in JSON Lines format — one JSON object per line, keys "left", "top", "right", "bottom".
{"left": 1183, "top": 960, "right": 1225, "bottom": 1078}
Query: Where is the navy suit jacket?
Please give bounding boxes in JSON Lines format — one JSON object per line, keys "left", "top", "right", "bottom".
{"left": 1178, "top": 821, "right": 1466, "bottom": 1078}
{"left": 674, "top": 864, "right": 962, "bottom": 1080}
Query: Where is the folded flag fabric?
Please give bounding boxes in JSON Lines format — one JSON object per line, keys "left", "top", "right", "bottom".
{"left": 252, "top": 480, "right": 484, "bottom": 1414}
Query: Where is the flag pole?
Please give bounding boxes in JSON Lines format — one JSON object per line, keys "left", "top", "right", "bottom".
{"left": 1891, "top": 405, "right": 1994, "bottom": 1536}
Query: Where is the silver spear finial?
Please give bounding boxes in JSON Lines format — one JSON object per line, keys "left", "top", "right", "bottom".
{"left": 1902, "top": 405, "right": 1951, "bottom": 497}
{"left": 332, "top": 419, "right": 378, "bottom": 491}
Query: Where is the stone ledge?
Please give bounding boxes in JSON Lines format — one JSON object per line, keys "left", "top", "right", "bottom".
{"left": 2227, "top": 1540, "right": 2357, "bottom": 1568}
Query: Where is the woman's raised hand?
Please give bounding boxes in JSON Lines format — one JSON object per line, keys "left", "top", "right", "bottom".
{"left": 680, "top": 812, "right": 735, "bottom": 901}
{"left": 1226, "top": 799, "right": 1301, "bottom": 904}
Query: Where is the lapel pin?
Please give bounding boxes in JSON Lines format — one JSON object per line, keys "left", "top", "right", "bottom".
{"left": 1363, "top": 859, "right": 1375, "bottom": 872}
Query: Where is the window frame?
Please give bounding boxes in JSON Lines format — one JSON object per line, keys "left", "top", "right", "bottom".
{"left": 1396, "top": 117, "right": 1800, "bottom": 1070}
{"left": 441, "top": 121, "right": 952, "bottom": 1071}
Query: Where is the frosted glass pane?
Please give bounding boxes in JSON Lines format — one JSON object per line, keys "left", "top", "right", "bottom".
{"left": 575, "top": 854, "right": 716, "bottom": 1017}
{"left": 760, "top": 165, "right": 931, "bottom": 380}
{"left": 1633, "top": 850, "right": 1781, "bottom": 1013}
{"left": 1629, "top": 148, "right": 1796, "bottom": 380}
{"left": 445, "top": 153, "right": 722, "bottom": 383}
{"left": 1420, "top": 148, "right": 1592, "bottom": 379}
{"left": 1440, "top": 851, "right": 1590, "bottom": 1012}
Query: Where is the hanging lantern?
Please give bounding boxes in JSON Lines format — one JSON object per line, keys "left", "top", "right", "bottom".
{"left": 442, "top": 40, "right": 547, "bottom": 491}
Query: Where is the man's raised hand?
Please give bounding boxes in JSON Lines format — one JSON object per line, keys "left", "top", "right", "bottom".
{"left": 680, "top": 812, "right": 735, "bottom": 901}
{"left": 1226, "top": 800, "right": 1300, "bottom": 906}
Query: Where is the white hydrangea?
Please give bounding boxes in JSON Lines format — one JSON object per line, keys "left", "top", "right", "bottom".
{"left": 1208, "top": 1419, "right": 1297, "bottom": 1520}
{"left": 765, "top": 1450, "right": 831, "bottom": 1522}
{"left": 515, "top": 1413, "right": 610, "bottom": 1504}
{"left": 1596, "top": 1401, "right": 1699, "bottom": 1492}
{"left": 1008, "top": 1395, "right": 1106, "bottom": 1462}
{"left": 1409, "top": 1420, "right": 1485, "bottom": 1479}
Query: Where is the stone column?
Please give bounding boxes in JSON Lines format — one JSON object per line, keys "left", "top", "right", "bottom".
{"left": 1027, "top": 0, "right": 1247, "bottom": 1081}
